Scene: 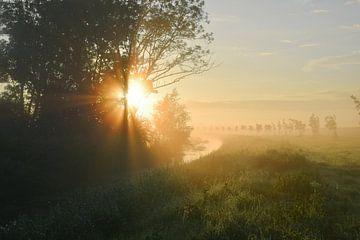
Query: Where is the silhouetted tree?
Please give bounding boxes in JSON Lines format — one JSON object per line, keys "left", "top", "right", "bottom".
{"left": 351, "top": 95, "right": 360, "bottom": 124}
{"left": 1, "top": 0, "right": 213, "bottom": 132}
{"left": 282, "top": 120, "right": 289, "bottom": 135}
{"left": 325, "top": 114, "right": 338, "bottom": 137}
{"left": 288, "top": 121, "right": 294, "bottom": 135}
{"left": 256, "top": 124, "right": 263, "bottom": 134}
{"left": 264, "top": 124, "right": 272, "bottom": 133}
{"left": 1, "top": 0, "right": 138, "bottom": 128}
{"left": 152, "top": 90, "right": 192, "bottom": 164}
{"left": 289, "top": 119, "right": 306, "bottom": 136}
{"left": 109, "top": 0, "right": 213, "bottom": 145}
{"left": 277, "top": 121, "right": 282, "bottom": 134}
{"left": 272, "top": 123, "right": 276, "bottom": 132}
{"left": 309, "top": 114, "right": 320, "bottom": 136}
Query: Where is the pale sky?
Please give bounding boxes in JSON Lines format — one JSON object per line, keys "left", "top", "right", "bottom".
{"left": 1, "top": 0, "right": 360, "bottom": 126}
{"left": 173, "top": 0, "right": 360, "bottom": 127}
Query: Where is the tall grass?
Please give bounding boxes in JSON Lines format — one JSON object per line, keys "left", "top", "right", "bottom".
{"left": 1, "top": 136, "right": 360, "bottom": 239}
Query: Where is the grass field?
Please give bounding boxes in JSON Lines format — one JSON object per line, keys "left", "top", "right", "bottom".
{"left": 1, "top": 131, "right": 360, "bottom": 240}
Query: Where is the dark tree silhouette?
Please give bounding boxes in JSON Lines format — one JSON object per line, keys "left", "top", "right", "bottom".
{"left": 0, "top": 0, "right": 213, "bottom": 222}
{"left": 325, "top": 114, "right": 338, "bottom": 137}
{"left": 264, "top": 124, "right": 272, "bottom": 133}
{"left": 152, "top": 90, "right": 192, "bottom": 164}
{"left": 0, "top": 0, "right": 212, "bottom": 132}
{"left": 309, "top": 114, "right": 320, "bottom": 136}
{"left": 277, "top": 121, "right": 282, "bottom": 134}
{"left": 1, "top": 0, "right": 138, "bottom": 128}
{"left": 351, "top": 95, "right": 360, "bottom": 124}
{"left": 256, "top": 124, "right": 263, "bottom": 134}
{"left": 289, "top": 119, "right": 306, "bottom": 136}
{"left": 272, "top": 123, "right": 276, "bottom": 132}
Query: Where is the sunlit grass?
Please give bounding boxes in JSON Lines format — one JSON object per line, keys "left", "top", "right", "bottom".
{"left": 1, "top": 135, "right": 360, "bottom": 239}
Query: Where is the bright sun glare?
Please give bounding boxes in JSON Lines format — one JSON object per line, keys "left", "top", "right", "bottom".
{"left": 119, "top": 78, "right": 155, "bottom": 119}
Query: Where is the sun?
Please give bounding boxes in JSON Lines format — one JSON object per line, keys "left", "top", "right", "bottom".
{"left": 125, "top": 78, "right": 156, "bottom": 118}
{"left": 127, "top": 81, "right": 146, "bottom": 108}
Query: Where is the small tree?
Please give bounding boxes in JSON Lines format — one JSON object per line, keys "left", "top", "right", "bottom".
{"left": 256, "top": 124, "right": 263, "bottom": 134}
{"left": 309, "top": 114, "right": 320, "bottom": 136}
{"left": 272, "top": 123, "right": 276, "bottom": 132}
{"left": 282, "top": 120, "right": 291, "bottom": 135}
{"left": 325, "top": 114, "right": 337, "bottom": 137}
{"left": 277, "top": 121, "right": 282, "bottom": 134}
{"left": 152, "top": 90, "right": 192, "bottom": 164}
{"left": 264, "top": 124, "right": 272, "bottom": 134}
{"left": 289, "top": 119, "right": 306, "bottom": 136}
{"left": 351, "top": 95, "right": 360, "bottom": 124}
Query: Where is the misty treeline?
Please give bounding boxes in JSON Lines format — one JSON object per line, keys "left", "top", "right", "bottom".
{"left": 352, "top": 94, "right": 360, "bottom": 124}
{"left": 0, "top": 0, "right": 211, "bottom": 223}
{"left": 198, "top": 113, "right": 339, "bottom": 137}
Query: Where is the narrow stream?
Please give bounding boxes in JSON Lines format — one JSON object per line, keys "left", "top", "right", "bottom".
{"left": 183, "top": 135, "right": 223, "bottom": 163}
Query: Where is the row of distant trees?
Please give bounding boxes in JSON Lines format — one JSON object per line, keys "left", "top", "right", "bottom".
{"left": 196, "top": 93, "right": 360, "bottom": 136}
{"left": 196, "top": 114, "right": 338, "bottom": 137}
{"left": 352, "top": 94, "right": 360, "bottom": 124}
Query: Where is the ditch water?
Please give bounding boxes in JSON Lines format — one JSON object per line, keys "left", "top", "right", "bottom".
{"left": 183, "top": 135, "right": 223, "bottom": 163}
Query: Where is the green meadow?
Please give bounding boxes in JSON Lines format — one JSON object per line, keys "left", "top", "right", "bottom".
{"left": 2, "top": 130, "right": 360, "bottom": 240}
{"left": 2, "top": 1, "right": 360, "bottom": 239}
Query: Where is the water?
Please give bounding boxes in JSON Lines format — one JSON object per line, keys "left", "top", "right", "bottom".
{"left": 183, "top": 135, "right": 222, "bottom": 163}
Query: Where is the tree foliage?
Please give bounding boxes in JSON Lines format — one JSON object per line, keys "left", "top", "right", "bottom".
{"left": 0, "top": 0, "right": 212, "bottom": 130}
{"left": 152, "top": 90, "right": 192, "bottom": 163}
{"left": 1, "top": 0, "right": 139, "bottom": 128}
{"left": 324, "top": 114, "right": 337, "bottom": 137}
{"left": 289, "top": 119, "right": 306, "bottom": 136}
{"left": 0, "top": 0, "right": 211, "bottom": 222}
{"left": 351, "top": 95, "right": 360, "bottom": 124}
{"left": 309, "top": 114, "right": 320, "bottom": 136}
{"left": 120, "top": 0, "right": 213, "bottom": 88}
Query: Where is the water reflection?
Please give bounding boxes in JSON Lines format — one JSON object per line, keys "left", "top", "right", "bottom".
{"left": 183, "top": 136, "right": 222, "bottom": 163}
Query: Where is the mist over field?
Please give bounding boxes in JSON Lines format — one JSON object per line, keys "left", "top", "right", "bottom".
{"left": 1, "top": 0, "right": 360, "bottom": 239}
{"left": 186, "top": 98, "right": 359, "bottom": 127}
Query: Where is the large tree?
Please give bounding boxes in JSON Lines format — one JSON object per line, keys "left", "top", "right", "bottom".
{"left": 110, "top": 0, "right": 213, "bottom": 146}
{"left": 0, "top": 0, "right": 138, "bottom": 127}
{"left": 0, "top": 0, "right": 212, "bottom": 131}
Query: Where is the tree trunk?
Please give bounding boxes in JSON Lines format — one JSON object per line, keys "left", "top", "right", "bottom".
{"left": 20, "top": 83, "right": 25, "bottom": 115}
{"left": 114, "top": 50, "right": 129, "bottom": 156}
{"left": 122, "top": 77, "right": 129, "bottom": 150}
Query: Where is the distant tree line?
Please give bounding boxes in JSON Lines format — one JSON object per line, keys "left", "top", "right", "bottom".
{"left": 196, "top": 113, "right": 338, "bottom": 137}
{"left": 352, "top": 94, "right": 360, "bottom": 124}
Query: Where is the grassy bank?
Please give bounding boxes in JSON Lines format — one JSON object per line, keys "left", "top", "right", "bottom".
{"left": 1, "top": 134, "right": 360, "bottom": 239}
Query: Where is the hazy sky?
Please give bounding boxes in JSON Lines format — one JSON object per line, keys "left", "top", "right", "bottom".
{"left": 173, "top": 0, "right": 360, "bottom": 127}
{"left": 1, "top": 0, "right": 359, "bottom": 126}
